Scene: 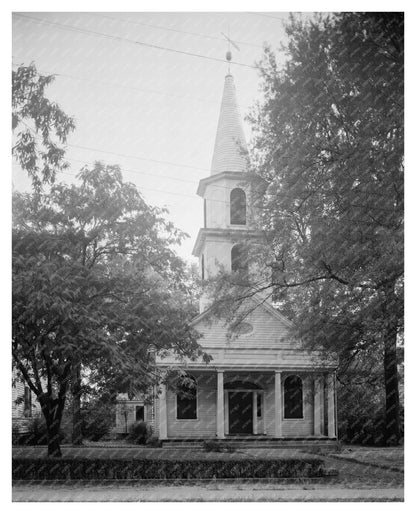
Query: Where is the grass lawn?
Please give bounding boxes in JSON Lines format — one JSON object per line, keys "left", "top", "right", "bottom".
{"left": 328, "top": 446, "right": 404, "bottom": 472}
{"left": 12, "top": 445, "right": 314, "bottom": 461}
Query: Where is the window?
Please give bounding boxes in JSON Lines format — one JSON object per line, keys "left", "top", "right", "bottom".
{"left": 135, "top": 405, "right": 144, "bottom": 421}
{"left": 230, "top": 188, "right": 246, "bottom": 225}
{"left": 231, "top": 244, "right": 248, "bottom": 273}
{"left": 176, "top": 375, "right": 197, "bottom": 419}
{"left": 257, "top": 394, "right": 262, "bottom": 418}
{"left": 201, "top": 254, "right": 205, "bottom": 280}
{"left": 284, "top": 375, "right": 303, "bottom": 419}
{"left": 23, "top": 386, "right": 32, "bottom": 417}
{"left": 203, "top": 199, "right": 207, "bottom": 228}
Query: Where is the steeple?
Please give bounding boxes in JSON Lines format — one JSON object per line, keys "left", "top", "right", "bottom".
{"left": 210, "top": 73, "right": 249, "bottom": 175}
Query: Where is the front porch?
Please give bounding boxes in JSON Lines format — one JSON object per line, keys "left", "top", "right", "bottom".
{"left": 157, "top": 369, "right": 337, "bottom": 442}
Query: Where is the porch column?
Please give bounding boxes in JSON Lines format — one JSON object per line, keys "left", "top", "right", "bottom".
{"left": 274, "top": 371, "right": 282, "bottom": 438}
{"left": 159, "top": 383, "right": 167, "bottom": 440}
{"left": 327, "top": 373, "right": 336, "bottom": 438}
{"left": 217, "top": 370, "right": 225, "bottom": 439}
{"left": 313, "top": 377, "right": 322, "bottom": 436}
{"left": 252, "top": 391, "right": 258, "bottom": 435}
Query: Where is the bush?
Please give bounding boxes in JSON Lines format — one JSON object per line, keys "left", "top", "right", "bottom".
{"left": 203, "top": 440, "right": 235, "bottom": 453}
{"left": 145, "top": 435, "right": 162, "bottom": 448}
{"left": 129, "top": 421, "right": 153, "bottom": 445}
{"left": 12, "top": 457, "right": 326, "bottom": 480}
{"left": 12, "top": 415, "right": 64, "bottom": 446}
{"left": 81, "top": 402, "right": 115, "bottom": 442}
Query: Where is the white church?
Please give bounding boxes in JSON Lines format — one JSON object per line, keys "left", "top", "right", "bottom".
{"left": 116, "top": 67, "right": 338, "bottom": 446}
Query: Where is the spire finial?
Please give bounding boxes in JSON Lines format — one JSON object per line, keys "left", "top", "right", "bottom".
{"left": 221, "top": 29, "right": 240, "bottom": 75}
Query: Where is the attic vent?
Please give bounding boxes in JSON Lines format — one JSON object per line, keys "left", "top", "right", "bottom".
{"left": 230, "top": 322, "right": 253, "bottom": 335}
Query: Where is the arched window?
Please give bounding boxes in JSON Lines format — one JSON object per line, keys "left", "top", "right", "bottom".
{"left": 284, "top": 375, "right": 303, "bottom": 419}
{"left": 230, "top": 188, "right": 246, "bottom": 225}
{"left": 231, "top": 244, "right": 248, "bottom": 273}
{"left": 176, "top": 374, "right": 197, "bottom": 420}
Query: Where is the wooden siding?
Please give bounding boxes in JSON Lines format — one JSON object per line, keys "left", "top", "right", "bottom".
{"left": 114, "top": 398, "right": 153, "bottom": 434}
{"left": 12, "top": 376, "right": 42, "bottom": 433}
{"left": 162, "top": 371, "right": 315, "bottom": 439}
{"left": 166, "top": 374, "right": 217, "bottom": 439}
{"left": 195, "top": 301, "right": 292, "bottom": 349}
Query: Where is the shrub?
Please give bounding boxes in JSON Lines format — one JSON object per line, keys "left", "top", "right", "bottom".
{"left": 145, "top": 435, "right": 162, "bottom": 448}
{"left": 13, "top": 415, "right": 65, "bottom": 446}
{"left": 129, "top": 421, "right": 153, "bottom": 445}
{"left": 12, "top": 457, "right": 326, "bottom": 480}
{"left": 81, "top": 402, "right": 115, "bottom": 442}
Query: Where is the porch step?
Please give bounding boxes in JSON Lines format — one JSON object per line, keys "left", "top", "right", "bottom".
{"left": 162, "top": 438, "right": 338, "bottom": 450}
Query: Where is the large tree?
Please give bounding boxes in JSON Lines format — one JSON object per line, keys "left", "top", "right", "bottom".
{"left": 13, "top": 163, "right": 208, "bottom": 456}
{"left": 211, "top": 13, "right": 404, "bottom": 444}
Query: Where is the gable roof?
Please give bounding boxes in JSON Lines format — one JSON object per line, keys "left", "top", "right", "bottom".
{"left": 191, "top": 291, "right": 293, "bottom": 330}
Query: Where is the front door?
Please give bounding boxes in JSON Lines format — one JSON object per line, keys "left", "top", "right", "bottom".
{"left": 228, "top": 391, "right": 253, "bottom": 434}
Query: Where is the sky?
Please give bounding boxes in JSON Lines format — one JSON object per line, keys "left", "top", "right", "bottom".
{"left": 13, "top": 11, "right": 300, "bottom": 262}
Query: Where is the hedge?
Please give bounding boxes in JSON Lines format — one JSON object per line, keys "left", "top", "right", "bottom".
{"left": 13, "top": 457, "right": 325, "bottom": 480}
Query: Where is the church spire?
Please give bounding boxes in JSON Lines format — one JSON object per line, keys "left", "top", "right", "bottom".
{"left": 210, "top": 70, "right": 249, "bottom": 176}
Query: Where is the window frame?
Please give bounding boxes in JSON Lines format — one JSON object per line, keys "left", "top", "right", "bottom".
{"left": 175, "top": 376, "right": 198, "bottom": 421}
{"left": 230, "top": 188, "right": 247, "bottom": 226}
{"left": 283, "top": 375, "right": 304, "bottom": 420}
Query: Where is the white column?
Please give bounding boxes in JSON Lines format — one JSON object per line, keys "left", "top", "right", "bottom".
{"left": 224, "top": 391, "right": 229, "bottom": 435}
{"left": 274, "top": 371, "right": 282, "bottom": 438}
{"left": 159, "top": 383, "right": 167, "bottom": 440}
{"left": 327, "top": 373, "right": 336, "bottom": 438}
{"left": 217, "top": 371, "right": 225, "bottom": 439}
{"left": 252, "top": 391, "right": 258, "bottom": 435}
{"left": 314, "top": 377, "right": 322, "bottom": 436}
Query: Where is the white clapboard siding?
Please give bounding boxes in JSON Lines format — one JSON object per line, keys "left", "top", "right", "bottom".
{"left": 195, "top": 302, "right": 293, "bottom": 349}
{"left": 166, "top": 374, "right": 217, "bottom": 439}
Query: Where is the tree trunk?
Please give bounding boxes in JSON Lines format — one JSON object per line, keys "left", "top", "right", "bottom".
{"left": 382, "top": 286, "right": 401, "bottom": 446}
{"left": 40, "top": 399, "right": 64, "bottom": 458}
{"left": 47, "top": 418, "right": 62, "bottom": 457}
{"left": 71, "top": 363, "right": 83, "bottom": 445}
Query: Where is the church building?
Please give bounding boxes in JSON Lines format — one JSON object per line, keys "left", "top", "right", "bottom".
{"left": 115, "top": 66, "right": 338, "bottom": 446}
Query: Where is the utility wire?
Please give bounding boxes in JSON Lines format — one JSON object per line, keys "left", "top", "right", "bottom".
{"left": 247, "top": 12, "right": 287, "bottom": 21}
{"left": 11, "top": 60, "right": 224, "bottom": 107}
{"left": 14, "top": 14, "right": 259, "bottom": 70}
{"left": 93, "top": 13, "right": 264, "bottom": 49}
{"left": 15, "top": 121, "right": 253, "bottom": 198}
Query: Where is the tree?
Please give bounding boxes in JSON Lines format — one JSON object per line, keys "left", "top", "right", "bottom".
{"left": 211, "top": 13, "right": 404, "bottom": 444}
{"left": 12, "top": 163, "right": 209, "bottom": 456}
{"left": 12, "top": 63, "right": 75, "bottom": 190}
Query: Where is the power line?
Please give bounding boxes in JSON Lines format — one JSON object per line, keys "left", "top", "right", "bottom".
{"left": 247, "top": 12, "right": 287, "bottom": 21}
{"left": 14, "top": 13, "right": 259, "bottom": 70}
{"left": 12, "top": 60, "right": 222, "bottom": 107}
{"left": 17, "top": 118, "right": 210, "bottom": 173}
{"left": 67, "top": 142, "right": 210, "bottom": 173}
{"left": 93, "top": 13, "right": 264, "bottom": 49}
{"left": 15, "top": 121, "right": 251, "bottom": 196}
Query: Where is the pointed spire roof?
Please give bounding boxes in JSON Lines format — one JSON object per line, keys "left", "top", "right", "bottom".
{"left": 210, "top": 74, "right": 249, "bottom": 176}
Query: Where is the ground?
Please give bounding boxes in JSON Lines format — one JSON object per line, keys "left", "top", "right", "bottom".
{"left": 12, "top": 445, "right": 404, "bottom": 502}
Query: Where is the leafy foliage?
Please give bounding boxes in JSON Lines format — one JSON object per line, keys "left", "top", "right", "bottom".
{"left": 12, "top": 63, "right": 75, "bottom": 189}
{"left": 81, "top": 399, "right": 116, "bottom": 442}
{"left": 210, "top": 13, "right": 404, "bottom": 444}
{"left": 128, "top": 421, "right": 153, "bottom": 445}
{"left": 12, "top": 163, "right": 209, "bottom": 456}
{"left": 13, "top": 457, "right": 326, "bottom": 480}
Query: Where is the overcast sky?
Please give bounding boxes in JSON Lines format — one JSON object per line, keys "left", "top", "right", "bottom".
{"left": 13, "top": 11, "right": 299, "bottom": 262}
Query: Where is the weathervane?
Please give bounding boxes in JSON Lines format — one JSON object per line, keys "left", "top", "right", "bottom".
{"left": 221, "top": 28, "right": 240, "bottom": 74}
